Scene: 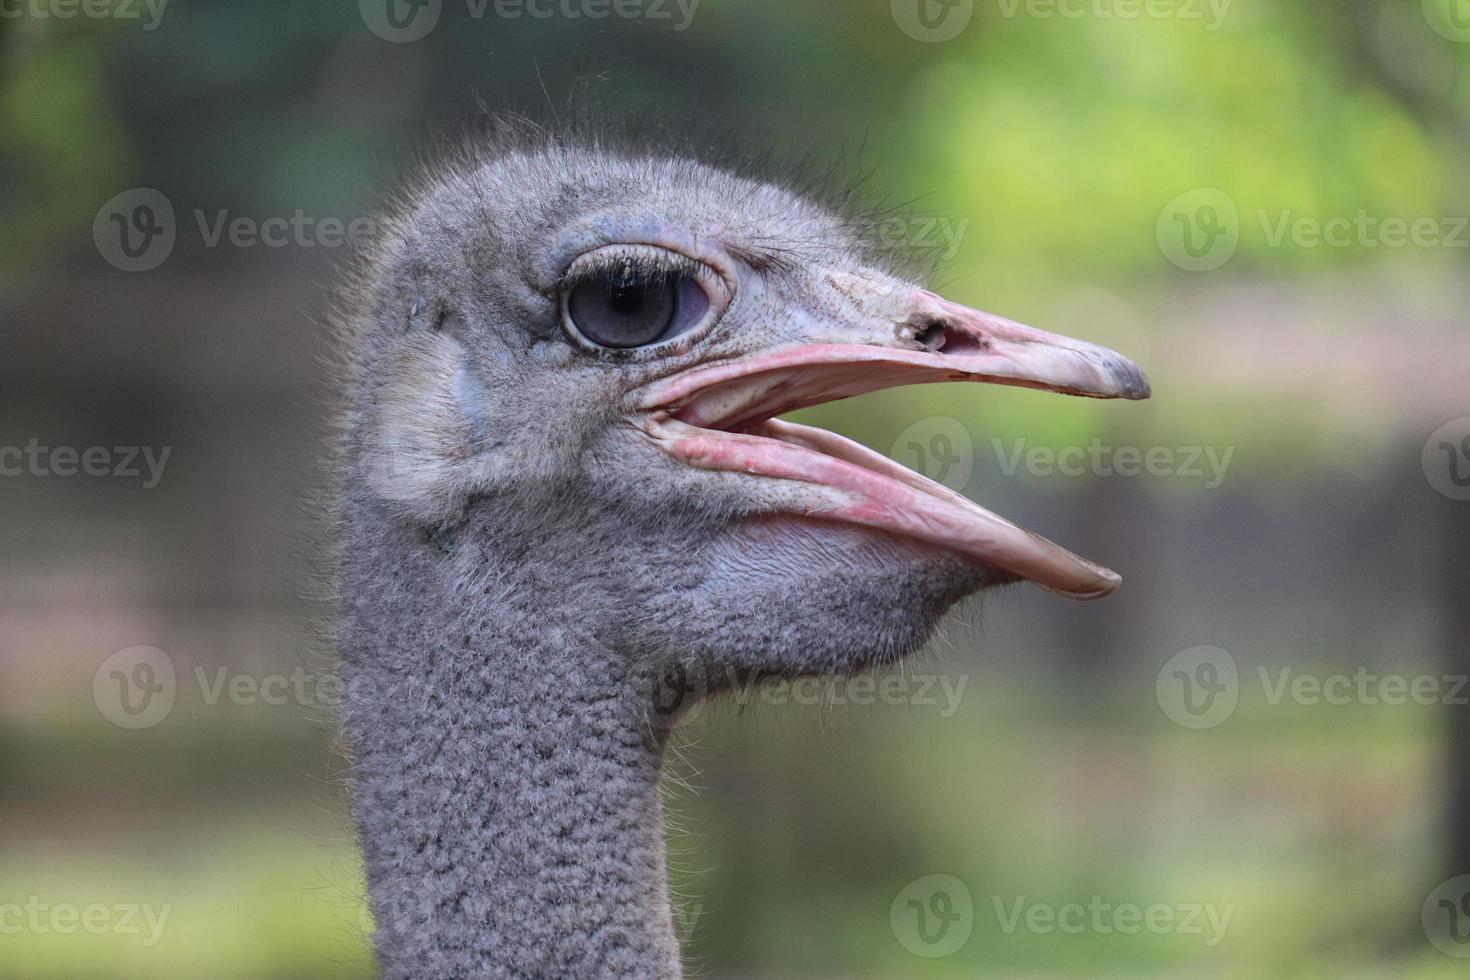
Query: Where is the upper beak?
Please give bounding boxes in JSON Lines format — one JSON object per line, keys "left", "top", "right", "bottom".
{"left": 907, "top": 290, "right": 1151, "bottom": 399}
{"left": 643, "top": 288, "right": 1149, "bottom": 431}
{"left": 636, "top": 287, "right": 1152, "bottom": 600}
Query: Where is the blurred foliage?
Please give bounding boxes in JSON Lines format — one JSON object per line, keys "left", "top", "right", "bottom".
{"left": 2, "top": 0, "right": 1468, "bottom": 290}
{"left": 3, "top": 680, "right": 1465, "bottom": 978}
{"left": 668, "top": 673, "right": 1460, "bottom": 978}
{"left": 922, "top": 6, "right": 1467, "bottom": 293}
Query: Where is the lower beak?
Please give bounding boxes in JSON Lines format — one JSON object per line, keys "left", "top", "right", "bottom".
{"left": 637, "top": 288, "right": 1151, "bottom": 599}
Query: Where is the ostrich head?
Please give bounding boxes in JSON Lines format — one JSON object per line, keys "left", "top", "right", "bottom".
{"left": 336, "top": 136, "right": 1148, "bottom": 978}
{"left": 348, "top": 144, "right": 1147, "bottom": 684}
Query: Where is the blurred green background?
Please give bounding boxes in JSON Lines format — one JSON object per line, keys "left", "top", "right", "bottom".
{"left": 3, "top": 0, "right": 1470, "bottom": 976}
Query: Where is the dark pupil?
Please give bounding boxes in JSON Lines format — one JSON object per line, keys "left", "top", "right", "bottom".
{"left": 569, "top": 269, "right": 679, "bottom": 348}
{"left": 607, "top": 279, "right": 646, "bottom": 315}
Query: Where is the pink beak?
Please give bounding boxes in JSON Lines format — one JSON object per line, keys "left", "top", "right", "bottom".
{"left": 638, "top": 289, "right": 1151, "bottom": 599}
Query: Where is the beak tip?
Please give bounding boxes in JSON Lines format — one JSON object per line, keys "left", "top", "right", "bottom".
{"left": 1077, "top": 570, "right": 1124, "bottom": 600}
{"left": 1099, "top": 353, "right": 1152, "bottom": 401}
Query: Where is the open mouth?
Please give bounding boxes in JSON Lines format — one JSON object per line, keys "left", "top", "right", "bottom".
{"left": 637, "top": 290, "right": 1151, "bottom": 600}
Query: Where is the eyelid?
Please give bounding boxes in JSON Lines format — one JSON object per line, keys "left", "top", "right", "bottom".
{"left": 562, "top": 243, "right": 722, "bottom": 294}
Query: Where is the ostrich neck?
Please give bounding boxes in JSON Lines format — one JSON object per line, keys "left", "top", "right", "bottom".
{"left": 339, "top": 522, "right": 682, "bottom": 980}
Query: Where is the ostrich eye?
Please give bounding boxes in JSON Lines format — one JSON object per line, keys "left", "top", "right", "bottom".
{"left": 563, "top": 255, "right": 713, "bottom": 350}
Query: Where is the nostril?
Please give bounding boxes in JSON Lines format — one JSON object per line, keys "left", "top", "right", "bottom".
{"left": 926, "top": 319, "right": 992, "bottom": 357}
{"left": 912, "top": 318, "right": 949, "bottom": 351}
{"left": 903, "top": 314, "right": 993, "bottom": 355}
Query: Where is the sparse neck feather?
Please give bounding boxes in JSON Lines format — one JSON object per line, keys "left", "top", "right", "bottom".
{"left": 339, "top": 519, "right": 682, "bottom": 980}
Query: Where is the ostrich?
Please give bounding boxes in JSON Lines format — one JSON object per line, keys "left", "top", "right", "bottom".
{"left": 332, "top": 132, "right": 1149, "bottom": 979}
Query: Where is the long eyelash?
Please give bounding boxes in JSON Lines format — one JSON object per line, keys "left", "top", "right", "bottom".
{"left": 565, "top": 246, "right": 709, "bottom": 291}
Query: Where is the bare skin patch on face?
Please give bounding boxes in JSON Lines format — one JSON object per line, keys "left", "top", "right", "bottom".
{"left": 361, "top": 331, "right": 487, "bottom": 526}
